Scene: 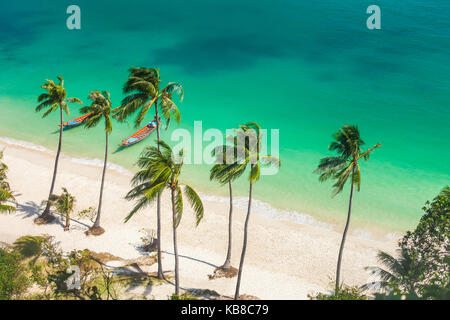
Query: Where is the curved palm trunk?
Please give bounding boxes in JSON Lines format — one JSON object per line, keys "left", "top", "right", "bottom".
{"left": 222, "top": 181, "right": 233, "bottom": 269}
{"left": 154, "top": 100, "right": 164, "bottom": 279}
{"left": 38, "top": 104, "right": 64, "bottom": 223}
{"left": 335, "top": 166, "right": 355, "bottom": 292}
{"left": 90, "top": 131, "right": 108, "bottom": 235}
{"left": 234, "top": 181, "right": 253, "bottom": 300}
{"left": 171, "top": 188, "right": 180, "bottom": 295}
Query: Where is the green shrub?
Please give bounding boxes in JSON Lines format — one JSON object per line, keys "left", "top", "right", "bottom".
{"left": 0, "top": 248, "right": 29, "bottom": 299}
{"left": 169, "top": 292, "right": 198, "bottom": 300}
{"left": 308, "top": 285, "right": 368, "bottom": 300}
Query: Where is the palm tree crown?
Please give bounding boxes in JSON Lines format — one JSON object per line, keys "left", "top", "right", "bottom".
{"left": 363, "top": 249, "right": 425, "bottom": 295}
{"left": 81, "top": 91, "right": 113, "bottom": 133}
{"left": 217, "top": 122, "right": 281, "bottom": 182}
{"left": 115, "top": 67, "right": 183, "bottom": 128}
{"left": 125, "top": 140, "right": 204, "bottom": 225}
{"left": 36, "top": 76, "right": 82, "bottom": 118}
{"left": 48, "top": 187, "right": 76, "bottom": 217}
{"left": 315, "top": 125, "right": 381, "bottom": 195}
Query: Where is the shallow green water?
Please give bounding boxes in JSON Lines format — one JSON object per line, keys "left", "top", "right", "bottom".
{"left": 0, "top": 0, "right": 449, "bottom": 233}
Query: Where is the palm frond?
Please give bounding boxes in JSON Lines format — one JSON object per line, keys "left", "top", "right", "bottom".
{"left": 42, "top": 103, "right": 58, "bottom": 118}
{"left": 249, "top": 163, "right": 260, "bottom": 182}
{"left": 124, "top": 180, "right": 166, "bottom": 222}
{"left": 184, "top": 185, "right": 204, "bottom": 226}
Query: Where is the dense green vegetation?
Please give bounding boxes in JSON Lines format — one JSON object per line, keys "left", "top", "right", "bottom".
{"left": 0, "top": 248, "right": 29, "bottom": 299}
{"left": 0, "top": 235, "right": 166, "bottom": 300}
{"left": 366, "top": 186, "right": 450, "bottom": 299}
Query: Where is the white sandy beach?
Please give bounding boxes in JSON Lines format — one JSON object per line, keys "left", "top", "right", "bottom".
{"left": 0, "top": 138, "right": 397, "bottom": 299}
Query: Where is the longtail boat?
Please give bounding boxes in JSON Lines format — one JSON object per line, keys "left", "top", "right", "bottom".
{"left": 60, "top": 112, "right": 93, "bottom": 128}
{"left": 120, "top": 119, "right": 160, "bottom": 146}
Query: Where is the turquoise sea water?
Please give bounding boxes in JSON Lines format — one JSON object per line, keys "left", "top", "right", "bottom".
{"left": 0, "top": 1, "right": 449, "bottom": 234}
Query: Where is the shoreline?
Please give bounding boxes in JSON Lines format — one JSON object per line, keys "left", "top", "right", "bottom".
{"left": 0, "top": 136, "right": 397, "bottom": 299}
{"left": 0, "top": 135, "right": 402, "bottom": 242}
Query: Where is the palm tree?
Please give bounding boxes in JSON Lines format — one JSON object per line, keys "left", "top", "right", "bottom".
{"left": 362, "top": 249, "right": 425, "bottom": 295}
{"left": 220, "top": 122, "right": 280, "bottom": 300}
{"left": 0, "top": 150, "right": 16, "bottom": 214}
{"left": 34, "top": 76, "right": 82, "bottom": 224}
{"left": 314, "top": 125, "right": 381, "bottom": 292}
{"left": 125, "top": 140, "right": 204, "bottom": 295}
{"left": 115, "top": 67, "right": 183, "bottom": 278}
{"left": 81, "top": 91, "right": 113, "bottom": 236}
{"left": 210, "top": 146, "right": 246, "bottom": 271}
{"left": 47, "top": 187, "right": 76, "bottom": 231}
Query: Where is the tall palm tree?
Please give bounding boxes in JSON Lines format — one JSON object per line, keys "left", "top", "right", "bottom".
{"left": 34, "top": 76, "right": 82, "bottom": 224}
{"left": 0, "top": 150, "right": 16, "bottom": 214}
{"left": 115, "top": 67, "right": 183, "bottom": 278}
{"left": 80, "top": 91, "right": 113, "bottom": 236}
{"left": 125, "top": 140, "right": 204, "bottom": 295}
{"left": 47, "top": 187, "right": 76, "bottom": 231}
{"left": 219, "top": 122, "right": 280, "bottom": 300}
{"left": 210, "top": 146, "right": 246, "bottom": 271}
{"left": 314, "top": 125, "right": 381, "bottom": 292}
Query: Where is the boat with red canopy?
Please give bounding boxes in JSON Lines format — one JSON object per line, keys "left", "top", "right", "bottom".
{"left": 120, "top": 118, "right": 160, "bottom": 146}
{"left": 60, "top": 112, "right": 93, "bottom": 128}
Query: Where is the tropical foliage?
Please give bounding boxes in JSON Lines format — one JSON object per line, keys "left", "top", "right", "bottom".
{"left": 47, "top": 188, "right": 76, "bottom": 231}
{"left": 115, "top": 67, "right": 183, "bottom": 129}
{"left": 0, "top": 150, "right": 16, "bottom": 214}
{"left": 125, "top": 140, "right": 204, "bottom": 295}
{"left": 315, "top": 125, "right": 381, "bottom": 291}
{"left": 35, "top": 76, "right": 82, "bottom": 223}
{"left": 365, "top": 186, "right": 450, "bottom": 299}
{"left": 0, "top": 248, "right": 29, "bottom": 300}
{"left": 308, "top": 284, "right": 368, "bottom": 300}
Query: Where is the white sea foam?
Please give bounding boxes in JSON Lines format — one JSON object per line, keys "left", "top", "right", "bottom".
{"left": 66, "top": 157, "right": 133, "bottom": 176}
{"left": 200, "top": 193, "right": 335, "bottom": 231}
{"left": 352, "top": 229, "right": 374, "bottom": 240}
{"left": 0, "top": 136, "right": 133, "bottom": 176}
{"left": 0, "top": 137, "right": 53, "bottom": 154}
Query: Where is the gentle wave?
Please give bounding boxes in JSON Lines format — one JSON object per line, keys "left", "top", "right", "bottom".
{"left": 0, "top": 137, "right": 53, "bottom": 154}
{"left": 67, "top": 157, "right": 133, "bottom": 176}
{"left": 0, "top": 136, "right": 133, "bottom": 177}
{"left": 201, "top": 193, "right": 334, "bottom": 230}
